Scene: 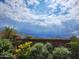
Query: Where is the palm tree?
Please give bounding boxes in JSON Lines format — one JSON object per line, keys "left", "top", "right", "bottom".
{"left": 2, "top": 26, "right": 16, "bottom": 39}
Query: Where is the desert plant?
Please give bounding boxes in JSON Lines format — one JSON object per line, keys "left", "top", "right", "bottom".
{"left": 53, "top": 46, "right": 71, "bottom": 59}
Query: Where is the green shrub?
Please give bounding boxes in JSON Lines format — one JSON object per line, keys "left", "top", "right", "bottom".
{"left": 69, "top": 39, "right": 79, "bottom": 59}
{"left": 28, "top": 43, "right": 53, "bottom": 59}
{"left": 53, "top": 46, "right": 71, "bottom": 59}
{"left": 70, "top": 41, "right": 79, "bottom": 50}
{"left": 44, "top": 43, "right": 53, "bottom": 53}
{"left": 16, "top": 42, "right": 32, "bottom": 59}
{"left": 0, "top": 39, "right": 13, "bottom": 57}
{"left": 18, "top": 43, "right": 53, "bottom": 59}
{"left": 17, "top": 43, "right": 72, "bottom": 59}
{"left": 26, "top": 43, "right": 47, "bottom": 59}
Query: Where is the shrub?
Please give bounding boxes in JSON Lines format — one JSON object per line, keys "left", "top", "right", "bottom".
{"left": 28, "top": 43, "right": 47, "bottom": 59}
{"left": 16, "top": 42, "right": 72, "bottom": 59}
{"left": 0, "top": 39, "right": 13, "bottom": 57}
{"left": 15, "top": 42, "right": 32, "bottom": 59}
{"left": 17, "top": 42, "right": 53, "bottom": 59}
{"left": 44, "top": 43, "right": 53, "bottom": 53}
{"left": 69, "top": 39, "right": 79, "bottom": 59}
{"left": 26, "top": 43, "right": 53, "bottom": 59}
{"left": 53, "top": 46, "right": 71, "bottom": 59}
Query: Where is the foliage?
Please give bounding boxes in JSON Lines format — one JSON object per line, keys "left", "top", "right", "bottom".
{"left": 52, "top": 46, "right": 71, "bottom": 59}
{"left": 26, "top": 35, "right": 33, "bottom": 39}
{"left": 69, "top": 36, "right": 79, "bottom": 59}
{"left": 70, "top": 41, "right": 79, "bottom": 50}
{"left": 15, "top": 42, "right": 32, "bottom": 59}
{"left": 2, "top": 26, "right": 16, "bottom": 39}
{"left": 69, "top": 36, "right": 79, "bottom": 50}
{"left": 70, "top": 36, "right": 79, "bottom": 41}
{"left": 27, "top": 43, "right": 52, "bottom": 59}
{"left": 44, "top": 43, "right": 53, "bottom": 53}
{"left": 17, "top": 42, "right": 53, "bottom": 59}
{"left": 0, "top": 39, "right": 13, "bottom": 57}
{"left": 15, "top": 42, "right": 72, "bottom": 59}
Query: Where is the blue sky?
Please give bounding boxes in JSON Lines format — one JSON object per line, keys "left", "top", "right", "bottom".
{"left": 0, "top": 0, "right": 79, "bottom": 38}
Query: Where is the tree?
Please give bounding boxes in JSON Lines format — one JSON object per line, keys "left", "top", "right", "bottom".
{"left": 2, "top": 26, "right": 16, "bottom": 39}
{"left": 26, "top": 35, "right": 33, "bottom": 39}
{"left": 70, "top": 36, "right": 79, "bottom": 41}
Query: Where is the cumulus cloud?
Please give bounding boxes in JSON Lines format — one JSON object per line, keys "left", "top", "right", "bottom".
{"left": 0, "top": 0, "right": 79, "bottom": 37}
{"left": 0, "top": 0, "right": 79, "bottom": 26}
{"left": 27, "top": 0, "right": 40, "bottom": 5}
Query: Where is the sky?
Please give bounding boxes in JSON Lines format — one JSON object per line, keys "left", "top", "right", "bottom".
{"left": 0, "top": 0, "right": 79, "bottom": 38}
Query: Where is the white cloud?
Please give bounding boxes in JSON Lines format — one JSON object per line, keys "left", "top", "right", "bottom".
{"left": 0, "top": 0, "right": 79, "bottom": 27}
{"left": 27, "top": 0, "right": 40, "bottom": 5}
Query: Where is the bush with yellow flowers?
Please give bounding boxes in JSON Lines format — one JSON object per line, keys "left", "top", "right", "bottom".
{"left": 15, "top": 42, "right": 32, "bottom": 56}
{"left": 14, "top": 42, "right": 71, "bottom": 59}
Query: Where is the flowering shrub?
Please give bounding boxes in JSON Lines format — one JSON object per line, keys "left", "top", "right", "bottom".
{"left": 15, "top": 42, "right": 32, "bottom": 59}
{"left": 23, "top": 43, "right": 53, "bottom": 59}
{"left": 0, "top": 39, "right": 13, "bottom": 57}
{"left": 15, "top": 42, "right": 32, "bottom": 51}
{"left": 28, "top": 43, "right": 47, "bottom": 59}
{"left": 15, "top": 42, "right": 54, "bottom": 59}
{"left": 14, "top": 42, "right": 72, "bottom": 59}
{"left": 53, "top": 46, "right": 71, "bottom": 59}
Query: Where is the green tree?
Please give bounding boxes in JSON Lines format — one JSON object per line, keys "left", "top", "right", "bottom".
{"left": 26, "top": 35, "right": 33, "bottom": 39}
{"left": 2, "top": 26, "right": 16, "bottom": 39}
{"left": 70, "top": 36, "right": 79, "bottom": 41}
